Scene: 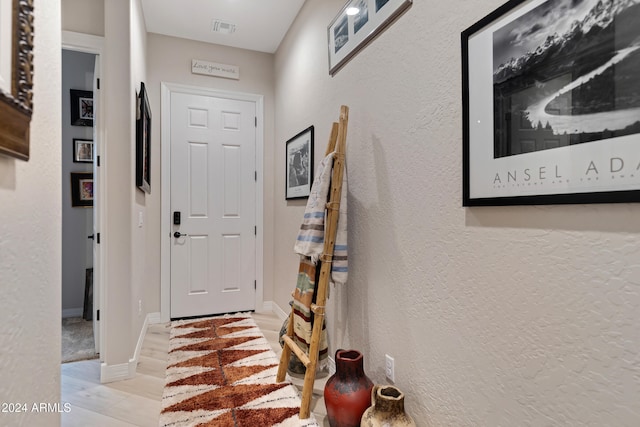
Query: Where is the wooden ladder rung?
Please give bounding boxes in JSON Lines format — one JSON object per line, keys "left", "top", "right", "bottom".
{"left": 310, "top": 304, "right": 325, "bottom": 315}
{"left": 282, "top": 335, "right": 311, "bottom": 367}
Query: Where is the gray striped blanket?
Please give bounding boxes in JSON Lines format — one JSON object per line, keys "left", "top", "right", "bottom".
{"left": 293, "top": 151, "right": 348, "bottom": 286}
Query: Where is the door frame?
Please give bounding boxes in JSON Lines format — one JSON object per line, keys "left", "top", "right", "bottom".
{"left": 160, "top": 82, "right": 265, "bottom": 322}
{"left": 61, "top": 31, "right": 105, "bottom": 359}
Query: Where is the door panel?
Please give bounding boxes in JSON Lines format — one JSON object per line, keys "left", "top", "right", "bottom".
{"left": 170, "top": 92, "right": 256, "bottom": 318}
{"left": 92, "top": 54, "right": 101, "bottom": 355}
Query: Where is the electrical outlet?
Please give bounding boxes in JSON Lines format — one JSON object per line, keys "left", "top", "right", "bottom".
{"left": 385, "top": 354, "right": 395, "bottom": 382}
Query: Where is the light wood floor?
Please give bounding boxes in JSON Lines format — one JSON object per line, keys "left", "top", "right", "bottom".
{"left": 61, "top": 311, "right": 328, "bottom": 426}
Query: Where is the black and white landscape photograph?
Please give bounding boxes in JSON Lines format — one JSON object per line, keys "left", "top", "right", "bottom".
{"left": 376, "top": 0, "right": 391, "bottom": 12}
{"left": 354, "top": 0, "right": 369, "bottom": 34}
{"left": 492, "top": 0, "right": 640, "bottom": 158}
{"left": 334, "top": 15, "right": 349, "bottom": 54}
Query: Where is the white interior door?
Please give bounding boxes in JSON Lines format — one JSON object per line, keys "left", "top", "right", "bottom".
{"left": 92, "top": 55, "right": 101, "bottom": 354}
{"left": 170, "top": 92, "right": 256, "bottom": 319}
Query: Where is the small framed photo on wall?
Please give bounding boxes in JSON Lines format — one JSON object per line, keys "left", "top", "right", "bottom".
{"left": 73, "top": 139, "right": 94, "bottom": 163}
{"left": 286, "top": 126, "right": 314, "bottom": 200}
{"left": 71, "top": 172, "right": 94, "bottom": 207}
{"left": 70, "top": 89, "right": 94, "bottom": 127}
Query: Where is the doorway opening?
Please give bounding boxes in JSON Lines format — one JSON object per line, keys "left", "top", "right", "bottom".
{"left": 61, "top": 48, "right": 98, "bottom": 363}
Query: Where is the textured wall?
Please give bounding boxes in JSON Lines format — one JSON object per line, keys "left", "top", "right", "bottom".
{"left": 0, "top": 0, "right": 62, "bottom": 425}
{"left": 103, "top": 0, "right": 133, "bottom": 364}
{"left": 61, "top": 0, "right": 104, "bottom": 36}
{"left": 274, "top": 0, "right": 640, "bottom": 425}
{"left": 130, "top": 0, "right": 151, "bottom": 354}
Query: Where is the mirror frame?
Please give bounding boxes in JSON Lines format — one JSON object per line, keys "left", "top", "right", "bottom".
{"left": 0, "top": 0, "right": 34, "bottom": 161}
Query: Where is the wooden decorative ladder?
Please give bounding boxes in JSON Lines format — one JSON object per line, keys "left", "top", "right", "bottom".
{"left": 276, "top": 105, "right": 349, "bottom": 419}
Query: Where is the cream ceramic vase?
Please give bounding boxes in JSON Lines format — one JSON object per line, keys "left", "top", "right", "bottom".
{"left": 360, "top": 385, "right": 416, "bottom": 427}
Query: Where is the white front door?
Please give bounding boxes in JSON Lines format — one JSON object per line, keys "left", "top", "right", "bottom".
{"left": 170, "top": 92, "right": 257, "bottom": 319}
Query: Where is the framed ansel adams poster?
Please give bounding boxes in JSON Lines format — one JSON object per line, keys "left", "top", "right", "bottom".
{"left": 286, "top": 126, "right": 314, "bottom": 200}
{"left": 462, "top": 0, "right": 640, "bottom": 206}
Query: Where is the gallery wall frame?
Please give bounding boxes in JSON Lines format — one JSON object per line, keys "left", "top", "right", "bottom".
{"left": 71, "top": 172, "right": 93, "bottom": 207}
{"left": 286, "top": 125, "right": 314, "bottom": 200}
{"left": 0, "top": 0, "right": 34, "bottom": 161}
{"left": 73, "top": 138, "right": 93, "bottom": 163}
{"left": 136, "top": 82, "right": 151, "bottom": 194}
{"left": 462, "top": 0, "right": 640, "bottom": 206}
{"left": 70, "top": 89, "right": 93, "bottom": 126}
{"left": 328, "top": 0, "right": 412, "bottom": 76}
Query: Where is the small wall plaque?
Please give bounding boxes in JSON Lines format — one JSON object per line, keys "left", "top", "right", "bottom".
{"left": 191, "top": 59, "right": 240, "bottom": 80}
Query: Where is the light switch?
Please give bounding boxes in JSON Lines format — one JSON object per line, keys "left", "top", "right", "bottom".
{"left": 138, "top": 211, "right": 144, "bottom": 228}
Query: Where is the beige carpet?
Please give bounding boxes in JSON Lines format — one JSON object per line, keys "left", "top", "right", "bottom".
{"left": 61, "top": 317, "right": 98, "bottom": 363}
{"left": 160, "top": 313, "right": 319, "bottom": 427}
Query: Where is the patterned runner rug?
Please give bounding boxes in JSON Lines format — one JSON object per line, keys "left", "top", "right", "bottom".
{"left": 160, "top": 313, "right": 319, "bottom": 427}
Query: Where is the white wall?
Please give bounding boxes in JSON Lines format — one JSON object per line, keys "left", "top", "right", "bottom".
{"left": 62, "top": 0, "right": 104, "bottom": 36}
{"left": 0, "top": 0, "right": 62, "bottom": 425}
{"left": 61, "top": 49, "right": 95, "bottom": 315}
{"left": 130, "top": 0, "right": 151, "bottom": 354}
{"left": 102, "top": 0, "right": 133, "bottom": 365}
{"left": 274, "top": 0, "right": 640, "bottom": 425}
{"left": 146, "top": 33, "right": 276, "bottom": 306}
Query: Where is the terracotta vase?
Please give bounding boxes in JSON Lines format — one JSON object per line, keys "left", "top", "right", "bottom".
{"left": 360, "top": 385, "right": 416, "bottom": 427}
{"left": 324, "top": 349, "right": 374, "bottom": 427}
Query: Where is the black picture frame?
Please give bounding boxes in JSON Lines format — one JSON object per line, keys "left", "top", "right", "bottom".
{"left": 286, "top": 126, "right": 314, "bottom": 200}
{"left": 73, "top": 138, "right": 93, "bottom": 163}
{"left": 136, "top": 82, "right": 151, "bottom": 194}
{"left": 70, "top": 172, "right": 93, "bottom": 207}
{"left": 0, "top": 0, "right": 34, "bottom": 161}
{"left": 462, "top": 0, "right": 640, "bottom": 206}
{"left": 70, "top": 89, "right": 93, "bottom": 127}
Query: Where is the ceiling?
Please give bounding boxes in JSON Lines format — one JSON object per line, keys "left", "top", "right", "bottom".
{"left": 140, "top": 0, "right": 307, "bottom": 54}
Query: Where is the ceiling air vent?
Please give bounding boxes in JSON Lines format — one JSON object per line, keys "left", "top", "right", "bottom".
{"left": 212, "top": 20, "right": 236, "bottom": 34}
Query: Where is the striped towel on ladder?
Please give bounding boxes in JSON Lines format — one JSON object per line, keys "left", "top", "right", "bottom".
{"left": 289, "top": 151, "right": 347, "bottom": 372}
{"left": 294, "top": 151, "right": 348, "bottom": 286}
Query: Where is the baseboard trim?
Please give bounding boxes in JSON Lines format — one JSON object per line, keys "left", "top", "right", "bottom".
{"left": 100, "top": 361, "right": 131, "bottom": 383}
{"left": 264, "top": 300, "right": 288, "bottom": 321}
{"left": 148, "top": 311, "right": 162, "bottom": 324}
{"left": 100, "top": 312, "right": 159, "bottom": 384}
{"left": 62, "top": 308, "right": 83, "bottom": 318}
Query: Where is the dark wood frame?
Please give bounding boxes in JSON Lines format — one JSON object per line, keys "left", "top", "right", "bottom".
{"left": 0, "top": 0, "right": 34, "bottom": 161}
{"left": 71, "top": 172, "right": 94, "bottom": 207}
{"left": 83, "top": 268, "right": 93, "bottom": 321}
{"left": 285, "top": 125, "right": 314, "bottom": 200}
{"left": 70, "top": 89, "right": 93, "bottom": 127}
{"left": 462, "top": 0, "right": 640, "bottom": 206}
{"left": 73, "top": 138, "right": 93, "bottom": 163}
{"left": 136, "top": 82, "right": 151, "bottom": 193}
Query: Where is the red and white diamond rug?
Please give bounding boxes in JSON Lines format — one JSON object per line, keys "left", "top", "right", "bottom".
{"left": 160, "top": 313, "right": 319, "bottom": 427}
